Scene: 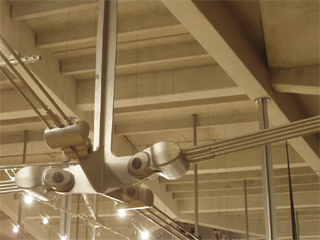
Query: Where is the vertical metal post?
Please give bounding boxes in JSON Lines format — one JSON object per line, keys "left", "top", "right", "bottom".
{"left": 192, "top": 114, "right": 199, "bottom": 237}
{"left": 17, "top": 131, "right": 28, "bottom": 239}
{"left": 296, "top": 211, "right": 300, "bottom": 239}
{"left": 255, "top": 97, "right": 277, "bottom": 240}
{"left": 22, "top": 131, "right": 28, "bottom": 164}
{"left": 244, "top": 180, "right": 249, "bottom": 240}
{"left": 60, "top": 195, "right": 72, "bottom": 239}
{"left": 92, "top": 195, "right": 99, "bottom": 240}
{"left": 76, "top": 194, "right": 80, "bottom": 240}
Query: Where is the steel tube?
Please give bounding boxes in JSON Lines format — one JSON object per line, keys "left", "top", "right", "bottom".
{"left": 244, "top": 180, "right": 249, "bottom": 240}
{"left": 152, "top": 206, "right": 198, "bottom": 240}
{"left": 0, "top": 186, "right": 19, "bottom": 191}
{"left": 0, "top": 51, "right": 62, "bottom": 127}
{"left": 0, "top": 161, "right": 78, "bottom": 170}
{"left": 0, "top": 35, "right": 72, "bottom": 126}
{"left": 184, "top": 115, "right": 319, "bottom": 155}
{"left": 145, "top": 209, "right": 189, "bottom": 240}
{"left": 186, "top": 117, "right": 319, "bottom": 163}
{"left": 192, "top": 114, "right": 199, "bottom": 238}
{"left": 256, "top": 97, "right": 277, "bottom": 240}
{"left": 137, "top": 209, "right": 186, "bottom": 240}
{"left": 0, "top": 67, "right": 52, "bottom": 128}
{"left": 0, "top": 189, "right": 22, "bottom": 194}
{"left": 0, "top": 55, "right": 41, "bottom": 67}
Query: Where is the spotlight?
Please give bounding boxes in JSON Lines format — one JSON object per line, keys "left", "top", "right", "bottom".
{"left": 141, "top": 232, "right": 149, "bottom": 240}
{"left": 60, "top": 236, "right": 67, "bottom": 240}
{"left": 12, "top": 226, "right": 19, "bottom": 233}
{"left": 24, "top": 195, "right": 33, "bottom": 204}
{"left": 118, "top": 209, "right": 126, "bottom": 217}
{"left": 42, "top": 217, "right": 49, "bottom": 225}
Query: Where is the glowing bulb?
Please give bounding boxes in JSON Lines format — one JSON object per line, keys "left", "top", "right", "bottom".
{"left": 13, "top": 226, "right": 19, "bottom": 233}
{"left": 60, "top": 236, "right": 67, "bottom": 240}
{"left": 141, "top": 232, "right": 149, "bottom": 240}
{"left": 24, "top": 195, "right": 33, "bottom": 204}
{"left": 118, "top": 209, "right": 126, "bottom": 217}
{"left": 42, "top": 217, "right": 49, "bottom": 225}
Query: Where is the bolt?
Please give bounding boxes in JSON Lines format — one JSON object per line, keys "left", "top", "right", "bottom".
{"left": 132, "top": 158, "right": 142, "bottom": 170}
{"left": 52, "top": 172, "right": 64, "bottom": 183}
{"left": 127, "top": 187, "right": 136, "bottom": 196}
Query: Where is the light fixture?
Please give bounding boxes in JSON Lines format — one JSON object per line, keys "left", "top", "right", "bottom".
{"left": 141, "top": 231, "right": 149, "bottom": 240}
{"left": 42, "top": 217, "right": 49, "bottom": 225}
{"left": 24, "top": 195, "right": 33, "bottom": 204}
{"left": 12, "top": 226, "right": 19, "bottom": 233}
{"left": 118, "top": 209, "right": 126, "bottom": 217}
{"left": 60, "top": 236, "right": 67, "bottom": 240}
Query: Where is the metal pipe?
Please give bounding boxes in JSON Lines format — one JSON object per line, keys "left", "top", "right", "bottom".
{"left": 192, "top": 114, "right": 199, "bottom": 238}
{"left": 244, "top": 180, "right": 249, "bottom": 240}
{"left": 137, "top": 209, "right": 186, "bottom": 240}
{"left": 184, "top": 115, "right": 319, "bottom": 156}
{"left": 0, "top": 161, "right": 78, "bottom": 170}
{"left": 152, "top": 206, "right": 198, "bottom": 240}
{"left": 0, "top": 51, "right": 63, "bottom": 127}
{"left": 286, "top": 141, "right": 297, "bottom": 240}
{"left": 146, "top": 208, "right": 199, "bottom": 240}
{"left": 0, "top": 55, "right": 41, "bottom": 67}
{"left": 186, "top": 116, "right": 319, "bottom": 163}
{"left": 0, "top": 67, "right": 52, "bottom": 128}
{"left": 76, "top": 194, "right": 80, "bottom": 240}
{"left": 22, "top": 131, "right": 28, "bottom": 164}
{"left": 0, "top": 186, "right": 19, "bottom": 190}
{"left": 0, "top": 35, "right": 72, "bottom": 126}
{"left": 255, "top": 97, "right": 277, "bottom": 240}
{"left": 0, "top": 182, "right": 16, "bottom": 187}
{"left": 296, "top": 211, "right": 300, "bottom": 239}
{"left": 92, "top": 195, "right": 99, "bottom": 240}
{"left": 0, "top": 189, "right": 22, "bottom": 194}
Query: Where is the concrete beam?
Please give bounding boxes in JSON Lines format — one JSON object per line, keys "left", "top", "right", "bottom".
{"left": 116, "top": 112, "right": 258, "bottom": 135}
{"left": 272, "top": 65, "right": 320, "bottom": 95}
{"left": 1, "top": 1, "right": 82, "bottom": 120}
{"left": 77, "top": 65, "right": 242, "bottom": 110}
{"left": 37, "top": 13, "right": 186, "bottom": 48}
{"left": 160, "top": 0, "right": 320, "bottom": 172}
{"left": 173, "top": 184, "right": 320, "bottom": 200}
{"left": 160, "top": 166, "right": 314, "bottom": 184}
{"left": 11, "top": 0, "right": 97, "bottom": 21}
{"left": 167, "top": 175, "right": 319, "bottom": 193}
{"left": 178, "top": 191, "right": 320, "bottom": 213}
{"left": 61, "top": 42, "right": 214, "bottom": 76}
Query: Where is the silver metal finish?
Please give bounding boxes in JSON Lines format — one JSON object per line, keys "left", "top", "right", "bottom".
{"left": 192, "top": 114, "right": 199, "bottom": 238}
{"left": 255, "top": 97, "right": 277, "bottom": 240}
{"left": 184, "top": 115, "right": 320, "bottom": 163}
{"left": 137, "top": 209, "right": 187, "bottom": 240}
{"left": 44, "top": 119, "right": 91, "bottom": 159}
{"left": 60, "top": 195, "right": 72, "bottom": 240}
{"left": 0, "top": 55, "right": 41, "bottom": 67}
{"left": 0, "top": 161, "right": 78, "bottom": 170}
{"left": 0, "top": 34, "right": 72, "bottom": 126}
{"left": 0, "top": 65, "right": 51, "bottom": 128}
{"left": 152, "top": 206, "right": 199, "bottom": 240}
{"left": 244, "top": 180, "right": 249, "bottom": 240}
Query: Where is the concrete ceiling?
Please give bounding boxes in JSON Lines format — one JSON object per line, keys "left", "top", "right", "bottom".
{"left": 0, "top": 0, "right": 319, "bottom": 239}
